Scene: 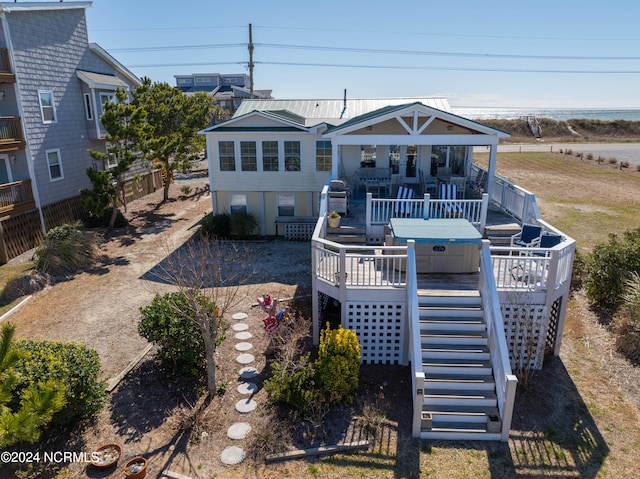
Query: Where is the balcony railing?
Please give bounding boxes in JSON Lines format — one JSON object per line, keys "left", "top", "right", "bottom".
{"left": 0, "top": 180, "right": 36, "bottom": 216}
{"left": 0, "top": 117, "right": 25, "bottom": 149}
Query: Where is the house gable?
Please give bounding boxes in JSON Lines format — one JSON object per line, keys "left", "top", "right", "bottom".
{"left": 201, "top": 110, "right": 308, "bottom": 134}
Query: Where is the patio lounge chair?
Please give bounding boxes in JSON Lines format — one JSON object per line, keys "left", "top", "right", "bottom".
{"left": 439, "top": 183, "right": 461, "bottom": 217}
{"left": 510, "top": 223, "right": 543, "bottom": 247}
{"left": 394, "top": 185, "right": 415, "bottom": 216}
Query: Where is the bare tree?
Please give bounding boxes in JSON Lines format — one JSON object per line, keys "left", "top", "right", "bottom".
{"left": 145, "top": 237, "right": 260, "bottom": 396}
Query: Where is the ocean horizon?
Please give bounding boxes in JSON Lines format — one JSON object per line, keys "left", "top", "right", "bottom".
{"left": 451, "top": 107, "right": 640, "bottom": 122}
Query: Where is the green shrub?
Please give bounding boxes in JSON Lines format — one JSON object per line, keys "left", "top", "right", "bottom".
{"left": 316, "top": 324, "right": 360, "bottom": 403}
{"left": 82, "top": 207, "right": 128, "bottom": 229}
{"left": 586, "top": 228, "right": 640, "bottom": 306}
{"left": 264, "top": 355, "right": 320, "bottom": 416}
{"left": 230, "top": 212, "right": 258, "bottom": 239}
{"left": 138, "top": 292, "right": 225, "bottom": 375}
{"left": 199, "top": 213, "right": 231, "bottom": 239}
{"left": 33, "top": 223, "right": 101, "bottom": 276}
{"left": 13, "top": 340, "right": 107, "bottom": 426}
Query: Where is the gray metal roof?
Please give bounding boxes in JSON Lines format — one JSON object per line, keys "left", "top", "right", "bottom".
{"left": 234, "top": 97, "right": 451, "bottom": 126}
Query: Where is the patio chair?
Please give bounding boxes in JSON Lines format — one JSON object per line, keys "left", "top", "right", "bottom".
{"left": 510, "top": 223, "right": 543, "bottom": 247}
{"left": 469, "top": 169, "right": 487, "bottom": 194}
{"left": 532, "top": 233, "right": 563, "bottom": 255}
{"left": 439, "top": 183, "right": 462, "bottom": 217}
{"left": 450, "top": 176, "right": 467, "bottom": 199}
{"left": 394, "top": 185, "right": 415, "bottom": 216}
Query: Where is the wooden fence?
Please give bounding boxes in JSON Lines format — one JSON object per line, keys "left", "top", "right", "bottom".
{"left": 0, "top": 169, "right": 162, "bottom": 264}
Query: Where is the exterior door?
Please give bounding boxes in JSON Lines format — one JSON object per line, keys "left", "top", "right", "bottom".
{"left": 0, "top": 154, "right": 12, "bottom": 184}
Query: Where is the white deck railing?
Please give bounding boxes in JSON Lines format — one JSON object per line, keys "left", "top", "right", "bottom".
{"left": 406, "top": 241, "right": 425, "bottom": 438}
{"left": 472, "top": 164, "right": 540, "bottom": 224}
{"left": 479, "top": 240, "right": 518, "bottom": 441}
{"left": 367, "top": 193, "right": 489, "bottom": 235}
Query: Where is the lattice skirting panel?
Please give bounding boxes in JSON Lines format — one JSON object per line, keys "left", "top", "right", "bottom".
{"left": 0, "top": 209, "right": 42, "bottom": 263}
{"left": 546, "top": 297, "right": 562, "bottom": 355}
{"left": 502, "top": 303, "right": 548, "bottom": 370}
{"left": 284, "top": 223, "right": 315, "bottom": 241}
{"left": 42, "top": 196, "right": 83, "bottom": 231}
{"left": 344, "top": 301, "right": 405, "bottom": 365}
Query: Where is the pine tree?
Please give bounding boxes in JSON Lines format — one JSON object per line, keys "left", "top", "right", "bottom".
{"left": 0, "top": 324, "right": 66, "bottom": 447}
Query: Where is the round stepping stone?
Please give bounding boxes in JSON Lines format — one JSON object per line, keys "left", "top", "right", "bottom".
{"left": 236, "top": 353, "right": 255, "bottom": 365}
{"left": 234, "top": 341, "right": 253, "bottom": 352}
{"left": 237, "top": 382, "right": 258, "bottom": 395}
{"left": 232, "top": 312, "right": 248, "bottom": 321}
{"left": 227, "top": 422, "right": 252, "bottom": 440}
{"left": 232, "top": 322, "right": 248, "bottom": 332}
{"left": 235, "top": 398, "right": 257, "bottom": 414}
{"left": 220, "top": 445, "right": 245, "bottom": 465}
{"left": 234, "top": 331, "right": 253, "bottom": 340}
{"left": 238, "top": 367, "right": 258, "bottom": 379}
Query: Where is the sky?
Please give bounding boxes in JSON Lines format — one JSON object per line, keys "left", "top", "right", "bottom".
{"left": 80, "top": 0, "right": 640, "bottom": 108}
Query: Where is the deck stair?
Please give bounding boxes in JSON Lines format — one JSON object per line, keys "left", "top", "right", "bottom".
{"left": 418, "top": 288, "right": 502, "bottom": 440}
{"left": 325, "top": 225, "right": 367, "bottom": 245}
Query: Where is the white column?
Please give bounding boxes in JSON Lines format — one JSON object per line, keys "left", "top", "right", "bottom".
{"left": 487, "top": 143, "right": 498, "bottom": 200}
{"left": 331, "top": 142, "right": 339, "bottom": 179}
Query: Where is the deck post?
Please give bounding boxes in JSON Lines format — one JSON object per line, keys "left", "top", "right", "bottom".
{"left": 365, "top": 192, "right": 372, "bottom": 239}
{"left": 479, "top": 193, "right": 489, "bottom": 232}
{"left": 422, "top": 193, "right": 430, "bottom": 219}
{"left": 339, "top": 247, "right": 347, "bottom": 328}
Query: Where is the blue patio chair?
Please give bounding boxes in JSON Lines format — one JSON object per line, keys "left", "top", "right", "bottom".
{"left": 439, "top": 183, "right": 461, "bottom": 217}
{"left": 394, "top": 186, "right": 414, "bottom": 216}
{"left": 510, "top": 223, "right": 543, "bottom": 247}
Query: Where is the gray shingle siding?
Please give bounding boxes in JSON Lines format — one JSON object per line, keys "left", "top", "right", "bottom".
{"left": 6, "top": 8, "right": 140, "bottom": 207}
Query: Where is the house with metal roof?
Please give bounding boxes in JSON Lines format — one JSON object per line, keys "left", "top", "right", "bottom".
{"left": 201, "top": 96, "right": 575, "bottom": 442}
{"left": 0, "top": 1, "right": 142, "bottom": 262}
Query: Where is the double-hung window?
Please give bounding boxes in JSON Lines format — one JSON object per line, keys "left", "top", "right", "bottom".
{"left": 315, "top": 140, "right": 332, "bottom": 171}
{"left": 284, "top": 141, "right": 301, "bottom": 171}
{"left": 277, "top": 194, "right": 295, "bottom": 216}
{"left": 262, "top": 141, "right": 279, "bottom": 171}
{"left": 219, "top": 141, "right": 236, "bottom": 171}
{"left": 38, "top": 91, "right": 57, "bottom": 123}
{"left": 46, "top": 149, "right": 63, "bottom": 181}
{"left": 229, "top": 194, "right": 248, "bottom": 214}
{"left": 240, "top": 141, "right": 257, "bottom": 171}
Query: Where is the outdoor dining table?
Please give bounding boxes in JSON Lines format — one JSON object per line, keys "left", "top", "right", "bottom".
{"left": 388, "top": 218, "right": 481, "bottom": 273}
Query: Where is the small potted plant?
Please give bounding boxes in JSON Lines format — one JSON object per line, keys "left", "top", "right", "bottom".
{"left": 328, "top": 211, "right": 341, "bottom": 228}
{"left": 123, "top": 456, "right": 147, "bottom": 479}
{"left": 90, "top": 443, "right": 121, "bottom": 469}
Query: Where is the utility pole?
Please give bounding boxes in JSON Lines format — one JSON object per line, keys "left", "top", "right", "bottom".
{"left": 248, "top": 23, "right": 254, "bottom": 96}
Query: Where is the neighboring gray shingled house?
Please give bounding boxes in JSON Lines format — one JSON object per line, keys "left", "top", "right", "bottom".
{"left": 0, "top": 1, "right": 142, "bottom": 262}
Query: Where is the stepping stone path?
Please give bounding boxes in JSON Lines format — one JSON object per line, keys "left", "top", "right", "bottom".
{"left": 220, "top": 445, "right": 246, "bottom": 465}
{"left": 222, "top": 311, "right": 262, "bottom": 466}
{"left": 235, "top": 398, "right": 257, "bottom": 413}
{"left": 234, "top": 341, "right": 253, "bottom": 352}
{"left": 235, "top": 353, "right": 255, "bottom": 365}
{"left": 238, "top": 367, "right": 258, "bottom": 379}
{"left": 227, "top": 422, "right": 252, "bottom": 440}
{"left": 237, "top": 382, "right": 258, "bottom": 395}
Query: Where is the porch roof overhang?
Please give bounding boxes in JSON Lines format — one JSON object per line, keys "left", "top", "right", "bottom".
{"left": 76, "top": 70, "right": 129, "bottom": 91}
{"left": 323, "top": 101, "right": 509, "bottom": 146}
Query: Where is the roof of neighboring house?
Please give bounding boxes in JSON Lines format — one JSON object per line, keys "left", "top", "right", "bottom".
{"left": 0, "top": 1, "right": 92, "bottom": 12}
{"left": 89, "top": 43, "right": 142, "bottom": 87}
{"left": 234, "top": 97, "right": 451, "bottom": 126}
{"left": 76, "top": 70, "right": 129, "bottom": 90}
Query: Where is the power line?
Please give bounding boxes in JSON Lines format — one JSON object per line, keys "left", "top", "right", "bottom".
{"left": 110, "top": 43, "right": 245, "bottom": 53}
{"left": 258, "top": 42, "right": 640, "bottom": 61}
{"left": 256, "top": 60, "right": 640, "bottom": 74}
{"left": 128, "top": 61, "right": 246, "bottom": 68}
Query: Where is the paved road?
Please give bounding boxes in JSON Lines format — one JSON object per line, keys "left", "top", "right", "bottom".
{"left": 474, "top": 143, "right": 640, "bottom": 164}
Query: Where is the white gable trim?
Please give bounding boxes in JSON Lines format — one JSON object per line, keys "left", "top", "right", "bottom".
{"left": 200, "top": 110, "right": 309, "bottom": 134}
